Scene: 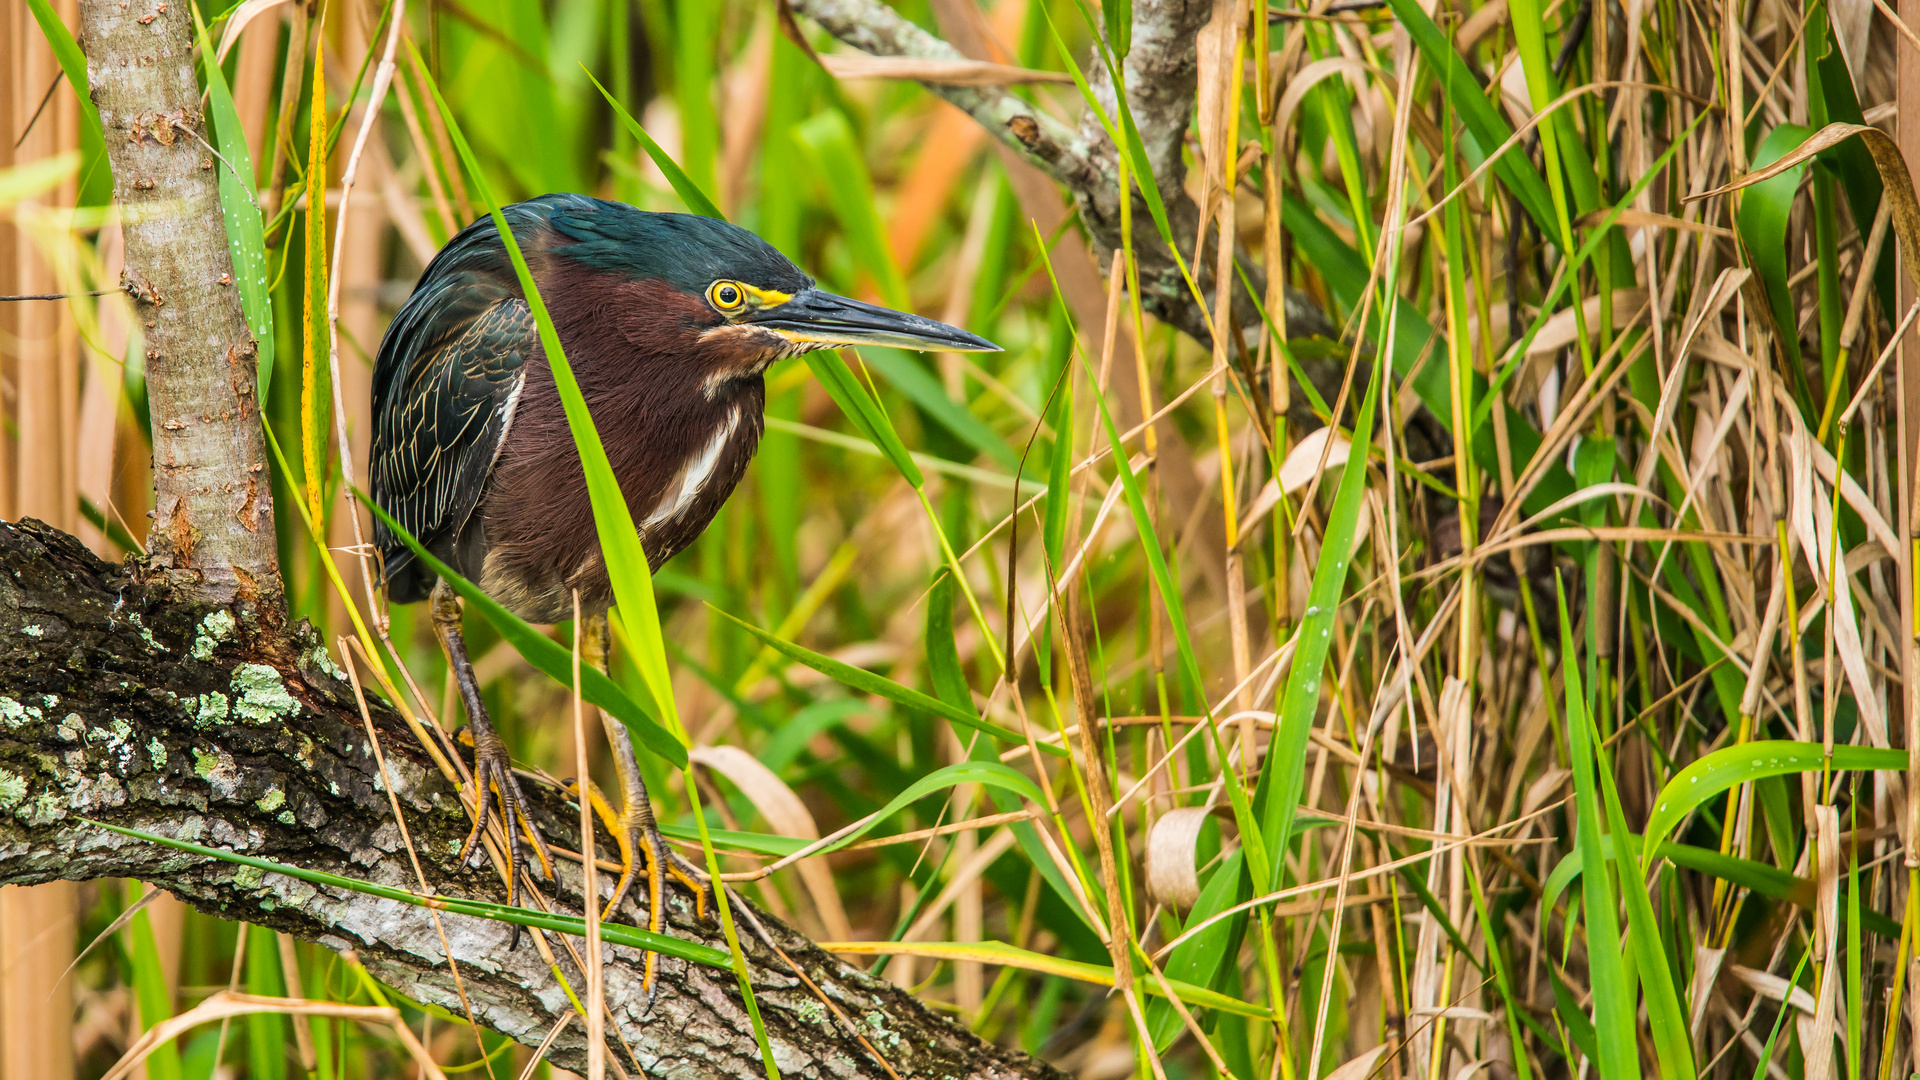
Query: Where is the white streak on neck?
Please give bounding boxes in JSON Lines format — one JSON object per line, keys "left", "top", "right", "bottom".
{"left": 645, "top": 406, "right": 739, "bottom": 528}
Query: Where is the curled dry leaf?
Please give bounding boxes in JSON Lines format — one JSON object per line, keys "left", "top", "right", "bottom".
{"left": 215, "top": 0, "right": 292, "bottom": 62}
{"left": 1239, "top": 425, "right": 1354, "bottom": 537}
{"left": 1280, "top": 425, "right": 1351, "bottom": 494}
{"left": 1693, "top": 124, "right": 1920, "bottom": 297}
{"left": 689, "top": 744, "right": 855, "bottom": 942}
{"left": 1448, "top": 1059, "right": 1495, "bottom": 1080}
{"left": 1273, "top": 58, "right": 1376, "bottom": 143}
{"left": 1145, "top": 806, "right": 1215, "bottom": 909}
{"left": 1575, "top": 208, "right": 1733, "bottom": 238}
{"left": 1321, "top": 1044, "right": 1389, "bottom": 1080}
{"left": 1527, "top": 289, "right": 1649, "bottom": 358}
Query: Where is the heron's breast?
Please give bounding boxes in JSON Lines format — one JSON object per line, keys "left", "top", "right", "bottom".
{"left": 474, "top": 376, "right": 764, "bottom": 621}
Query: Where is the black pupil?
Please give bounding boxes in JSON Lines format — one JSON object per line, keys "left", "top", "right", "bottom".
{"left": 719, "top": 285, "right": 738, "bottom": 305}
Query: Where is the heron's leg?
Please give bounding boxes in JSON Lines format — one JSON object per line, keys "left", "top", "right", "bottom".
{"left": 432, "top": 579, "right": 554, "bottom": 907}
{"left": 579, "top": 614, "right": 708, "bottom": 993}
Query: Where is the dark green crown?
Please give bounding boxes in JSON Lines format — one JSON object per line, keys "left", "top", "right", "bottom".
{"left": 537, "top": 195, "right": 812, "bottom": 297}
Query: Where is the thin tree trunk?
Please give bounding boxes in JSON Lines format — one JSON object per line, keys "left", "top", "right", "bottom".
{"left": 80, "top": 0, "right": 280, "bottom": 610}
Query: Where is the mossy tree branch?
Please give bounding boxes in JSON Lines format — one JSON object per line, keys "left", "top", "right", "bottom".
{"left": 0, "top": 520, "right": 1066, "bottom": 1079}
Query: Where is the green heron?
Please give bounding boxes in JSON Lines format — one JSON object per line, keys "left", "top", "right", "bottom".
{"left": 371, "top": 193, "right": 998, "bottom": 979}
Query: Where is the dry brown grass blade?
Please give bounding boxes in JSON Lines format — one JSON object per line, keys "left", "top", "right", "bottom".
{"left": 899, "top": 829, "right": 1020, "bottom": 943}
{"left": 103, "top": 993, "right": 448, "bottom": 1080}
{"left": 689, "top": 743, "right": 854, "bottom": 940}
{"left": 847, "top": 808, "right": 1038, "bottom": 850}
{"left": 274, "top": 933, "right": 319, "bottom": 1073}
{"left": 339, "top": 640, "right": 498, "bottom": 1069}
{"left": 1154, "top": 797, "right": 1570, "bottom": 962}
{"left": 1576, "top": 207, "right": 1735, "bottom": 236}
{"left": 53, "top": 884, "right": 163, "bottom": 994}
{"left": 1691, "top": 126, "right": 1920, "bottom": 299}
{"left": 571, "top": 594, "right": 605, "bottom": 1080}
{"left": 816, "top": 53, "right": 1072, "bottom": 86}
{"left": 215, "top": 0, "right": 292, "bottom": 62}
{"left": 518, "top": 1015, "right": 573, "bottom": 1080}
{"left": 1805, "top": 805, "right": 1842, "bottom": 1080}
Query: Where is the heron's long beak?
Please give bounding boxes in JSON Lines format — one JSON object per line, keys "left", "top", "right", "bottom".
{"left": 747, "top": 288, "right": 1001, "bottom": 353}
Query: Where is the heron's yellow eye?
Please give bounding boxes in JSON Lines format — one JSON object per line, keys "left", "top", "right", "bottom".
{"left": 708, "top": 281, "right": 747, "bottom": 311}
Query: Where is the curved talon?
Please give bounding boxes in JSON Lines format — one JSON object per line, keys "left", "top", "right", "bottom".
{"left": 566, "top": 784, "right": 710, "bottom": 1000}
{"left": 664, "top": 848, "right": 710, "bottom": 922}
{"left": 568, "top": 778, "right": 639, "bottom": 922}
{"left": 458, "top": 729, "right": 556, "bottom": 917}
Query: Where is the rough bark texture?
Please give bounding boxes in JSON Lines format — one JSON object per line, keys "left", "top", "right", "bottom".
{"left": 789, "top": 0, "right": 1340, "bottom": 351}
{"left": 0, "top": 519, "right": 1068, "bottom": 1079}
{"left": 80, "top": 0, "right": 280, "bottom": 608}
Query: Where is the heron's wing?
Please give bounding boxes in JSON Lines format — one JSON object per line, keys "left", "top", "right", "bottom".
{"left": 370, "top": 271, "right": 534, "bottom": 601}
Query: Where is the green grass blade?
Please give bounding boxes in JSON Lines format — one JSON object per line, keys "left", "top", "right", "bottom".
{"left": 1750, "top": 952, "right": 1813, "bottom": 1080}
{"left": 301, "top": 40, "right": 331, "bottom": 529}
{"left": 93, "top": 819, "right": 733, "bottom": 966}
{"left": 1036, "top": 4, "right": 1193, "bottom": 305}
{"left": 1146, "top": 850, "right": 1251, "bottom": 1049}
{"left": 681, "top": 763, "right": 782, "bottom": 1080}
{"left": 803, "top": 352, "right": 927, "bottom": 487}
{"left": 1737, "top": 125, "right": 1815, "bottom": 402}
{"left": 359, "top": 493, "right": 687, "bottom": 768}
{"left": 715, "top": 607, "right": 1061, "bottom": 754}
{"left": 1103, "top": 0, "right": 1132, "bottom": 58}
{"left": 1544, "top": 834, "right": 1902, "bottom": 940}
{"left": 245, "top": 921, "right": 287, "bottom": 1080}
{"left": 1255, "top": 350, "right": 1380, "bottom": 890}
{"left": 1504, "top": 0, "right": 1601, "bottom": 215}
{"left": 1471, "top": 113, "right": 1707, "bottom": 432}
{"left": 655, "top": 822, "right": 807, "bottom": 856}
{"left": 924, "top": 567, "right": 1094, "bottom": 936}
{"left": 1807, "top": 10, "right": 1893, "bottom": 315}
{"left": 673, "top": 0, "right": 718, "bottom": 200}
{"left": 925, "top": 571, "right": 972, "bottom": 711}
{"left": 0, "top": 152, "right": 76, "bottom": 205}
{"left": 1642, "top": 741, "right": 1906, "bottom": 862}
{"left": 1548, "top": 966, "right": 1602, "bottom": 1061}
{"left": 582, "top": 66, "right": 725, "bottom": 220}
{"left": 1556, "top": 575, "right": 1641, "bottom": 1080}
{"left": 192, "top": 7, "right": 275, "bottom": 399}
{"left": 859, "top": 348, "right": 1021, "bottom": 470}
{"left": 1465, "top": 868, "right": 1535, "bottom": 1080}
{"left": 23, "top": 0, "right": 105, "bottom": 148}
{"left": 123, "top": 883, "right": 183, "bottom": 1080}
{"left": 1594, "top": 705, "right": 1695, "bottom": 1079}
{"left": 841, "top": 939, "right": 1268, "bottom": 1018}
{"left": 1031, "top": 229, "right": 1268, "bottom": 890}
{"left": 810, "top": 761, "right": 1044, "bottom": 855}
{"left": 1374, "top": 0, "right": 1554, "bottom": 237}
{"left": 1278, "top": 193, "right": 1575, "bottom": 515}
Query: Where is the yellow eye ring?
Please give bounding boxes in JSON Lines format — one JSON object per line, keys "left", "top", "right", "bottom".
{"left": 708, "top": 281, "right": 747, "bottom": 311}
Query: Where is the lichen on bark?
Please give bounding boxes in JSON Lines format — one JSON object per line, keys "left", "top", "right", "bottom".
{"left": 0, "top": 520, "right": 1067, "bottom": 1079}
